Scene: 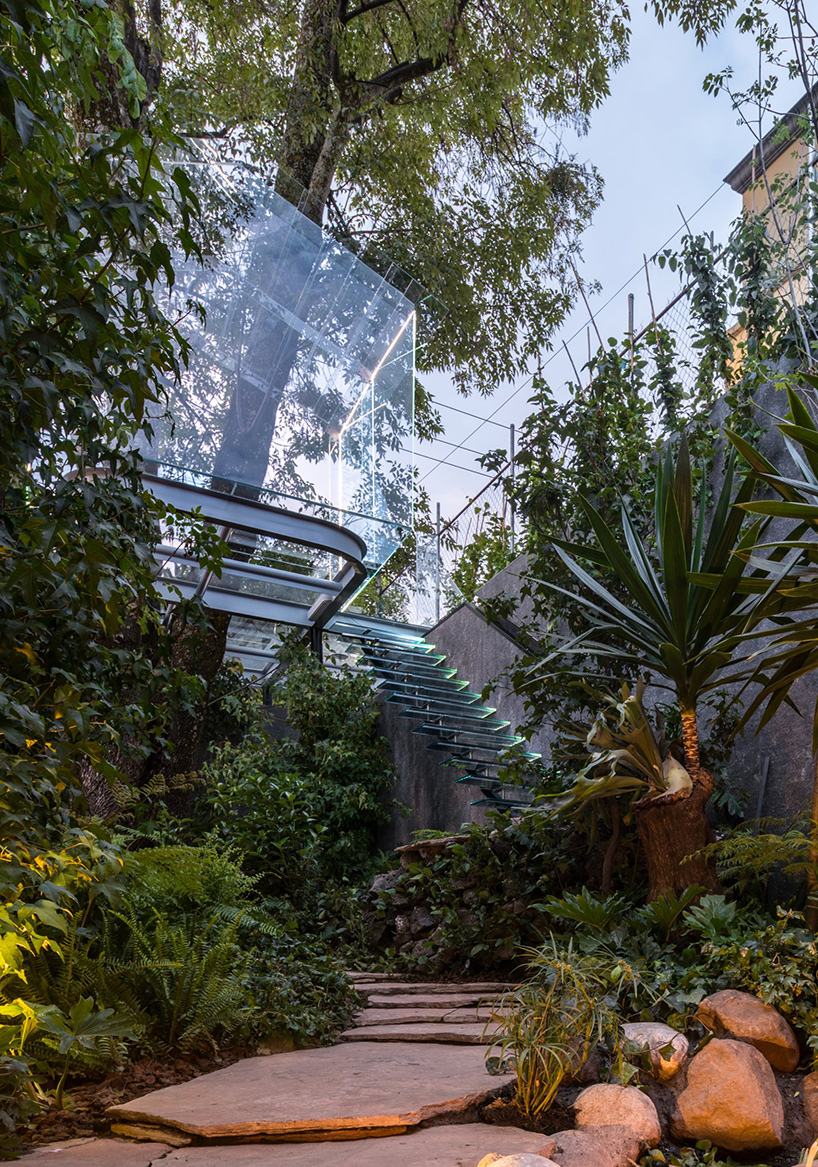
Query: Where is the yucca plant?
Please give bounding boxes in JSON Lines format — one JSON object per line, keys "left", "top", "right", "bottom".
{"left": 529, "top": 435, "right": 769, "bottom": 898}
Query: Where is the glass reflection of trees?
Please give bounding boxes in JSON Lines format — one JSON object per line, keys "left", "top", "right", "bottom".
{"left": 141, "top": 161, "right": 414, "bottom": 569}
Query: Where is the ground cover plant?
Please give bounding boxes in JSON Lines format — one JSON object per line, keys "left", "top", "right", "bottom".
{"left": 485, "top": 881, "right": 818, "bottom": 1141}
{"left": 364, "top": 808, "right": 590, "bottom": 973}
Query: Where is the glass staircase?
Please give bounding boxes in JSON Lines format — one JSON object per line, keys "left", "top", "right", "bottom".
{"left": 328, "top": 613, "right": 539, "bottom": 809}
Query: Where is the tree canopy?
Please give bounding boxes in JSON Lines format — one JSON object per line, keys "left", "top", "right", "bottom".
{"left": 107, "top": 0, "right": 738, "bottom": 396}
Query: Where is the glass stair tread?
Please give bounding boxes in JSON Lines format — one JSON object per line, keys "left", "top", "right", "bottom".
{"left": 415, "top": 724, "right": 520, "bottom": 744}
{"left": 470, "top": 796, "right": 531, "bottom": 809}
{"left": 364, "top": 653, "right": 445, "bottom": 672}
{"left": 426, "top": 741, "right": 514, "bottom": 757}
{"left": 332, "top": 616, "right": 536, "bottom": 811}
{"left": 375, "top": 677, "right": 472, "bottom": 695}
{"left": 338, "top": 629, "right": 436, "bottom": 650}
{"left": 390, "top": 695, "right": 494, "bottom": 715}
{"left": 442, "top": 751, "right": 540, "bottom": 769}
{"left": 392, "top": 704, "right": 506, "bottom": 723}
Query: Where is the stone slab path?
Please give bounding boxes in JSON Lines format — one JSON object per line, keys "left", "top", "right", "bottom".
{"left": 356, "top": 1006, "right": 496, "bottom": 1025}
{"left": 342, "top": 1022, "right": 499, "bottom": 1043}
{"left": 27, "top": 974, "right": 519, "bottom": 1165}
{"left": 351, "top": 981, "right": 509, "bottom": 995}
{"left": 106, "top": 1042, "right": 512, "bottom": 1143}
{"left": 22, "top": 1137, "right": 173, "bottom": 1164}
{"left": 343, "top": 976, "right": 508, "bottom": 1045}
{"left": 365, "top": 991, "right": 493, "bottom": 1008}
{"left": 27, "top": 1124, "right": 547, "bottom": 1166}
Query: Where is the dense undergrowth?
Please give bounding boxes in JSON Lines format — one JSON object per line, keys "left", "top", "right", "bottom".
{"left": 0, "top": 642, "right": 390, "bottom": 1156}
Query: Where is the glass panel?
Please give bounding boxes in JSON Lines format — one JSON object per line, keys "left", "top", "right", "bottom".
{"left": 140, "top": 160, "right": 415, "bottom": 575}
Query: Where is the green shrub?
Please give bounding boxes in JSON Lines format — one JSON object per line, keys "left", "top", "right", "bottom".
{"left": 20, "top": 843, "right": 358, "bottom": 1067}
{"left": 113, "top": 844, "right": 358, "bottom": 1051}
{"left": 197, "top": 641, "right": 398, "bottom": 898}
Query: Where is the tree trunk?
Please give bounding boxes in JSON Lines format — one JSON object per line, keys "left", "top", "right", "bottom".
{"left": 635, "top": 778, "right": 721, "bottom": 900}
{"left": 680, "top": 708, "right": 702, "bottom": 780}
{"left": 88, "top": 0, "right": 164, "bottom": 130}
{"left": 276, "top": 0, "right": 340, "bottom": 224}
{"left": 79, "top": 609, "right": 230, "bottom": 822}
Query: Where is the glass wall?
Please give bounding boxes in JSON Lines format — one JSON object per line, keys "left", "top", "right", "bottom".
{"left": 140, "top": 160, "right": 416, "bottom": 574}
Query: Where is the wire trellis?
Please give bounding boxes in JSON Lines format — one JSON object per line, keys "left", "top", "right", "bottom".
{"left": 387, "top": 163, "right": 816, "bottom": 628}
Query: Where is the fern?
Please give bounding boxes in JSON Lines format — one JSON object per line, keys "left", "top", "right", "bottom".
{"left": 109, "top": 907, "right": 251, "bottom": 1054}
{"left": 699, "top": 818, "right": 810, "bottom": 893}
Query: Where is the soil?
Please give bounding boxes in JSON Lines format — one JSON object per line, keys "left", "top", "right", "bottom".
{"left": 478, "top": 1090, "right": 579, "bottom": 1137}
{"left": 21, "top": 1046, "right": 255, "bottom": 1151}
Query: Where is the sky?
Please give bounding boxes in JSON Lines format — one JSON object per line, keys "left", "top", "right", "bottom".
{"left": 416, "top": 3, "right": 807, "bottom": 519}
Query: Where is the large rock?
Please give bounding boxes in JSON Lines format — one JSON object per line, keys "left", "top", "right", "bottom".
{"left": 697, "top": 989, "right": 799, "bottom": 1071}
{"left": 623, "top": 1021, "right": 688, "bottom": 1080}
{"left": 671, "top": 1037, "right": 784, "bottom": 1151}
{"left": 574, "top": 1125, "right": 644, "bottom": 1167}
{"left": 803, "top": 1070, "right": 818, "bottom": 1139}
{"left": 574, "top": 1083, "right": 662, "bottom": 1151}
{"left": 546, "top": 1128, "right": 616, "bottom": 1167}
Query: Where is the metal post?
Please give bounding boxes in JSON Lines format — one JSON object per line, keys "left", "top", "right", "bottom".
{"left": 435, "top": 501, "right": 441, "bottom": 624}
{"left": 310, "top": 622, "right": 324, "bottom": 663}
{"left": 628, "top": 294, "right": 635, "bottom": 370}
{"left": 509, "top": 423, "right": 516, "bottom": 556}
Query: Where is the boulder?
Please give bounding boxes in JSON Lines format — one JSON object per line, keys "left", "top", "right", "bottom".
{"left": 697, "top": 989, "right": 799, "bottom": 1071}
{"left": 671, "top": 1037, "right": 784, "bottom": 1152}
{"left": 803, "top": 1070, "right": 818, "bottom": 1139}
{"left": 476, "top": 1157, "right": 559, "bottom": 1167}
{"left": 546, "top": 1128, "right": 616, "bottom": 1167}
{"left": 409, "top": 906, "right": 434, "bottom": 935}
{"left": 574, "top": 1083, "right": 662, "bottom": 1150}
{"left": 623, "top": 1021, "right": 688, "bottom": 1080}
{"left": 574, "top": 1124, "right": 644, "bottom": 1167}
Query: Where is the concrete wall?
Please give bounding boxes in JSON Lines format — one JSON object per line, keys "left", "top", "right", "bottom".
{"left": 378, "top": 375, "right": 818, "bottom": 845}
{"left": 377, "top": 691, "right": 489, "bottom": 851}
{"left": 377, "top": 599, "right": 550, "bottom": 851}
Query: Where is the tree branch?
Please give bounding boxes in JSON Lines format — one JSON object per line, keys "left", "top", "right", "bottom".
{"left": 359, "top": 0, "right": 470, "bottom": 94}
{"left": 342, "top": 0, "right": 402, "bottom": 24}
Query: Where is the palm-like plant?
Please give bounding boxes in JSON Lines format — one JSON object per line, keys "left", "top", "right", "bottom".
{"left": 529, "top": 435, "right": 768, "bottom": 898}
{"left": 725, "top": 378, "right": 818, "bottom": 924}
{"left": 726, "top": 382, "right": 818, "bottom": 739}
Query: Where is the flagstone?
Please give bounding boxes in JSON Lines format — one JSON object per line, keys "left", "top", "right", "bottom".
{"left": 341, "top": 1022, "right": 500, "bottom": 1043}
{"left": 22, "top": 1137, "right": 173, "bottom": 1164}
{"left": 357, "top": 982, "right": 509, "bottom": 996}
{"left": 157, "top": 1123, "right": 547, "bottom": 1166}
{"left": 345, "top": 972, "right": 406, "bottom": 982}
{"left": 355, "top": 1006, "right": 495, "bottom": 1025}
{"left": 107, "top": 1042, "right": 511, "bottom": 1143}
{"left": 366, "top": 992, "right": 494, "bottom": 1009}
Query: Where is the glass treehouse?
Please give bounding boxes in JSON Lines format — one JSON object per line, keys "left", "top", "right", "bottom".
{"left": 139, "top": 160, "right": 416, "bottom": 665}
